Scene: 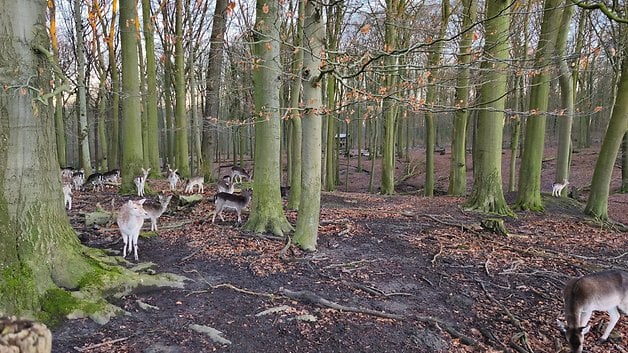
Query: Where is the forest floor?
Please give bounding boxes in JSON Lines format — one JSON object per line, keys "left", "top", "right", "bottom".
{"left": 52, "top": 146, "right": 628, "bottom": 353}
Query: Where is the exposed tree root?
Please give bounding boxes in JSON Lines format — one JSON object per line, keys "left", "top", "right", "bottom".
{"left": 279, "top": 288, "right": 402, "bottom": 320}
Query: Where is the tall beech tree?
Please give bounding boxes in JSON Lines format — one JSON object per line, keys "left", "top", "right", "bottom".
{"left": 293, "top": 0, "right": 324, "bottom": 251}
{"left": 465, "top": 0, "right": 513, "bottom": 215}
{"left": 515, "top": 0, "right": 563, "bottom": 211}
{"left": 74, "top": 0, "right": 92, "bottom": 173}
{"left": 243, "top": 0, "right": 292, "bottom": 236}
{"left": 174, "top": 0, "right": 190, "bottom": 177}
{"left": 142, "top": 0, "right": 160, "bottom": 174}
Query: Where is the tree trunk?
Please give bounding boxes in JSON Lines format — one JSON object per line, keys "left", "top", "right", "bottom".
{"left": 324, "top": 4, "right": 342, "bottom": 192}
{"left": 119, "top": 0, "right": 145, "bottom": 189}
{"left": 622, "top": 132, "right": 627, "bottom": 193}
{"left": 515, "top": 0, "right": 563, "bottom": 211}
{"left": 74, "top": 0, "right": 92, "bottom": 173}
{"left": 243, "top": 0, "right": 293, "bottom": 236}
{"left": 142, "top": 0, "right": 160, "bottom": 175}
{"left": 553, "top": 3, "right": 575, "bottom": 196}
{"left": 174, "top": 0, "right": 190, "bottom": 177}
{"left": 449, "top": 0, "right": 476, "bottom": 196}
{"left": 202, "top": 0, "right": 228, "bottom": 181}
{"left": 107, "top": 0, "right": 120, "bottom": 169}
{"left": 464, "top": 0, "right": 513, "bottom": 216}
{"left": 0, "top": 0, "right": 95, "bottom": 315}
{"left": 424, "top": 0, "right": 450, "bottom": 197}
{"left": 287, "top": 0, "right": 304, "bottom": 211}
{"left": 293, "top": 0, "right": 324, "bottom": 251}
{"left": 380, "top": 0, "right": 403, "bottom": 195}
{"left": 584, "top": 43, "right": 628, "bottom": 220}
{"left": 49, "top": 0, "right": 67, "bottom": 167}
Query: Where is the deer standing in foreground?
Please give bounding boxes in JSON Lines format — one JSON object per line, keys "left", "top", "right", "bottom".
{"left": 558, "top": 269, "right": 628, "bottom": 353}
{"left": 552, "top": 179, "right": 569, "bottom": 197}
{"left": 212, "top": 189, "right": 252, "bottom": 224}
{"left": 167, "top": 168, "right": 180, "bottom": 191}
{"left": 143, "top": 194, "right": 173, "bottom": 231}
{"left": 62, "top": 184, "right": 73, "bottom": 210}
{"left": 217, "top": 175, "right": 235, "bottom": 194}
{"left": 134, "top": 168, "right": 150, "bottom": 197}
{"left": 185, "top": 176, "right": 204, "bottom": 194}
{"left": 117, "top": 199, "right": 148, "bottom": 261}
{"left": 230, "top": 166, "right": 250, "bottom": 183}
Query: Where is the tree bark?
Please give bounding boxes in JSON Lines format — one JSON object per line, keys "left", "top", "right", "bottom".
{"left": 202, "top": 0, "right": 228, "bottom": 181}
{"left": 243, "top": 0, "right": 293, "bottom": 236}
{"left": 449, "top": 0, "right": 476, "bottom": 196}
{"left": 464, "top": 0, "right": 513, "bottom": 216}
{"left": 293, "top": 0, "right": 324, "bottom": 251}
{"left": 287, "top": 0, "right": 304, "bottom": 211}
{"left": 48, "top": 0, "right": 67, "bottom": 168}
{"left": 585, "top": 42, "right": 628, "bottom": 220}
{"left": 142, "top": 0, "right": 161, "bottom": 174}
{"left": 119, "top": 0, "right": 145, "bottom": 189}
{"left": 74, "top": 0, "right": 92, "bottom": 173}
{"left": 174, "top": 0, "right": 190, "bottom": 177}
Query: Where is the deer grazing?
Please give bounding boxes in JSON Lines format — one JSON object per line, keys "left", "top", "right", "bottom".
{"left": 62, "top": 184, "right": 72, "bottom": 210}
{"left": 558, "top": 269, "right": 628, "bottom": 353}
{"left": 185, "top": 176, "right": 204, "bottom": 194}
{"left": 552, "top": 179, "right": 569, "bottom": 197}
{"left": 212, "top": 189, "right": 252, "bottom": 224}
{"left": 85, "top": 173, "right": 105, "bottom": 192}
{"left": 217, "top": 175, "right": 235, "bottom": 194}
{"left": 117, "top": 199, "right": 148, "bottom": 261}
{"left": 102, "top": 169, "right": 121, "bottom": 186}
{"left": 134, "top": 168, "right": 150, "bottom": 197}
{"left": 167, "top": 168, "right": 180, "bottom": 191}
{"left": 230, "top": 166, "right": 250, "bottom": 183}
{"left": 143, "top": 194, "right": 173, "bottom": 231}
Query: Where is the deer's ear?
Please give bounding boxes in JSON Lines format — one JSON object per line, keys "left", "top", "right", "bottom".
{"left": 138, "top": 199, "right": 146, "bottom": 205}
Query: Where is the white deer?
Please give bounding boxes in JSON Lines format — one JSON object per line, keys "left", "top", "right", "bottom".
{"left": 558, "top": 270, "right": 628, "bottom": 353}
{"left": 62, "top": 184, "right": 73, "bottom": 210}
{"left": 552, "top": 179, "right": 569, "bottom": 197}
{"left": 117, "top": 199, "right": 148, "bottom": 261}
{"left": 185, "top": 176, "right": 204, "bottom": 194}
{"left": 167, "top": 168, "right": 180, "bottom": 191}
{"left": 134, "top": 168, "right": 151, "bottom": 197}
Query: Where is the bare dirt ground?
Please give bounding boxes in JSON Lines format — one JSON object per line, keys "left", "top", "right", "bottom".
{"left": 52, "top": 146, "right": 627, "bottom": 353}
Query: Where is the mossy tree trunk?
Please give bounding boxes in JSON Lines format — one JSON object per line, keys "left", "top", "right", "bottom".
{"left": 287, "top": 0, "right": 304, "bottom": 211}
{"left": 515, "top": 0, "right": 563, "bottom": 211}
{"left": 554, "top": 3, "right": 575, "bottom": 196}
{"left": 243, "top": 0, "right": 293, "bottom": 236}
{"left": 174, "top": 0, "right": 190, "bottom": 178}
{"left": 623, "top": 133, "right": 628, "bottom": 193}
{"left": 49, "top": 0, "right": 67, "bottom": 168}
{"left": 585, "top": 42, "right": 628, "bottom": 220}
{"left": 324, "top": 3, "right": 342, "bottom": 192}
{"left": 119, "top": 0, "right": 145, "bottom": 190}
{"left": 293, "top": 0, "right": 324, "bottom": 251}
{"left": 464, "top": 0, "right": 513, "bottom": 216}
{"left": 74, "top": 0, "right": 92, "bottom": 173}
{"left": 106, "top": 0, "right": 120, "bottom": 169}
{"left": 0, "top": 0, "right": 95, "bottom": 316}
{"left": 448, "top": 0, "right": 476, "bottom": 196}
{"left": 380, "top": 0, "right": 405, "bottom": 195}
{"left": 423, "top": 0, "right": 450, "bottom": 197}
{"left": 142, "top": 0, "right": 160, "bottom": 175}
{"left": 202, "top": 0, "right": 228, "bottom": 181}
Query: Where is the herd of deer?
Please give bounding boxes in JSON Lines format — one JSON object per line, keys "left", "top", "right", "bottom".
{"left": 60, "top": 168, "right": 625, "bottom": 352}
{"left": 61, "top": 165, "right": 252, "bottom": 261}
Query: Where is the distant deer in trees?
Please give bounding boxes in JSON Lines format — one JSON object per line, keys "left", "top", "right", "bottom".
{"left": 62, "top": 184, "right": 72, "bottom": 210}
{"left": 167, "top": 168, "right": 180, "bottom": 191}
{"left": 212, "top": 189, "right": 252, "bottom": 224}
{"left": 117, "top": 199, "right": 149, "bottom": 261}
{"left": 185, "top": 176, "right": 204, "bottom": 194}
{"left": 134, "top": 168, "right": 150, "bottom": 197}
{"left": 143, "top": 194, "right": 173, "bottom": 231}
{"left": 230, "top": 166, "right": 250, "bottom": 183}
{"left": 552, "top": 179, "right": 569, "bottom": 197}
{"left": 558, "top": 270, "right": 628, "bottom": 353}
{"left": 217, "top": 175, "right": 235, "bottom": 194}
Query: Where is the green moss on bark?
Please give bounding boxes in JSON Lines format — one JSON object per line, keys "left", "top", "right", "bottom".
{"left": 0, "top": 264, "right": 39, "bottom": 316}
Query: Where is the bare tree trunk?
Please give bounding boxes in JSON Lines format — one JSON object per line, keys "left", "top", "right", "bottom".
{"left": 287, "top": 0, "right": 304, "bottom": 211}
{"left": 74, "top": 0, "right": 92, "bottom": 173}
{"left": 174, "top": 0, "right": 190, "bottom": 177}
{"left": 293, "top": 0, "right": 324, "bottom": 251}
{"left": 142, "top": 0, "right": 161, "bottom": 174}
{"left": 49, "top": 0, "right": 67, "bottom": 167}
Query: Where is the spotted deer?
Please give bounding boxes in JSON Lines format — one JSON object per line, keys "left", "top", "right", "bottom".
{"left": 185, "top": 176, "right": 204, "bottom": 194}
{"left": 143, "top": 194, "right": 173, "bottom": 231}
{"left": 212, "top": 189, "right": 252, "bottom": 224}
{"left": 230, "top": 166, "right": 250, "bottom": 183}
{"left": 558, "top": 269, "right": 628, "bottom": 353}
{"left": 117, "top": 199, "right": 148, "bottom": 261}
{"left": 217, "top": 175, "right": 235, "bottom": 194}
{"left": 552, "top": 179, "right": 569, "bottom": 197}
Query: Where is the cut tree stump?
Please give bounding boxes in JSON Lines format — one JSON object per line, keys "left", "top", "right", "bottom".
{"left": 0, "top": 317, "right": 52, "bottom": 353}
